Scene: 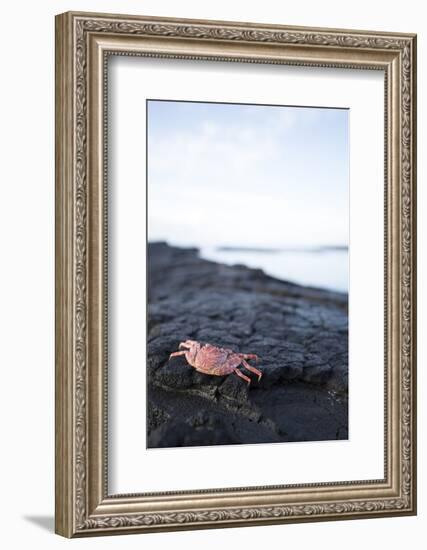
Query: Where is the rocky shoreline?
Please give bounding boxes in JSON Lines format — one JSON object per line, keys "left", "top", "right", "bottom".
{"left": 147, "top": 242, "right": 348, "bottom": 448}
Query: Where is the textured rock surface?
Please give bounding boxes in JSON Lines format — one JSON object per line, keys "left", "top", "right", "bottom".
{"left": 147, "top": 242, "right": 348, "bottom": 448}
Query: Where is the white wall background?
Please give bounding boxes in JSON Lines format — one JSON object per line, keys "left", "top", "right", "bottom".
{"left": 0, "top": 1, "right": 424, "bottom": 548}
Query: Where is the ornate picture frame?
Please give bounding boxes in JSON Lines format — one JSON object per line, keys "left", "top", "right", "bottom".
{"left": 55, "top": 11, "right": 417, "bottom": 537}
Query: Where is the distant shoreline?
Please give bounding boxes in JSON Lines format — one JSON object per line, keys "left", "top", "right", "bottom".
{"left": 148, "top": 241, "right": 348, "bottom": 296}
{"left": 216, "top": 245, "right": 348, "bottom": 254}
{"left": 148, "top": 241, "right": 349, "bottom": 293}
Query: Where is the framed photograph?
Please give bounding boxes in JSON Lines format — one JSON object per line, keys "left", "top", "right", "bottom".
{"left": 55, "top": 11, "right": 417, "bottom": 537}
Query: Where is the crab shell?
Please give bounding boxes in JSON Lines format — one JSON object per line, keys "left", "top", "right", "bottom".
{"left": 169, "top": 340, "right": 262, "bottom": 385}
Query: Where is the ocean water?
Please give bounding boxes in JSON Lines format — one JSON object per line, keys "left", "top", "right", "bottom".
{"left": 199, "top": 247, "right": 349, "bottom": 294}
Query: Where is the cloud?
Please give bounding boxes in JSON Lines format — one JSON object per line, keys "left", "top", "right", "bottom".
{"left": 148, "top": 102, "right": 348, "bottom": 248}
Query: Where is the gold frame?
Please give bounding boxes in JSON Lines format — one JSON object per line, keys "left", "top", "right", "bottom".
{"left": 55, "top": 11, "right": 417, "bottom": 537}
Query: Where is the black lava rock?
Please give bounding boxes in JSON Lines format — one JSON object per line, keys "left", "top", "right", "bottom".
{"left": 147, "top": 243, "right": 348, "bottom": 448}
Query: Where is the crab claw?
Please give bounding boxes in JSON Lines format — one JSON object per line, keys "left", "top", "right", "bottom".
{"left": 179, "top": 340, "right": 196, "bottom": 350}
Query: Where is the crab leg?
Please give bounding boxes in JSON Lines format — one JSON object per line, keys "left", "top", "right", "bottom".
{"left": 233, "top": 367, "right": 251, "bottom": 385}
{"left": 240, "top": 353, "right": 259, "bottom": 362}
{"left": 169, "top": 351, "right": 186, "bottom": 359}
{"left": 241, "top": 359, "right": 263, "bottom": 381}
{"left": 179, "top": 342, "right": 190, "bottom": 349}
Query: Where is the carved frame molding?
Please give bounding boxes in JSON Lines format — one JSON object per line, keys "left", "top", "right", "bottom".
{"left": 55, "top": 11, "right": 416, "bottom": 537}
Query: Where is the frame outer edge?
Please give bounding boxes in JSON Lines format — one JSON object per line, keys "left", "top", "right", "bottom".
{"left": 55, "top": 12, "right": 75, "bottom": 538}
{"left": 54, "top": 10, "right": 417, "bottom": 537}
{"left": 409, "top": 34, "right": 417, "bottom": 514}
{"left": 62, "top": 10, "right": 417, "bottom": 40}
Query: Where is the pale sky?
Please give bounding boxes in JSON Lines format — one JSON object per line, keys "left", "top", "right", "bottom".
{"left": 147, "top": 100, "right": 349, "bottom": 249}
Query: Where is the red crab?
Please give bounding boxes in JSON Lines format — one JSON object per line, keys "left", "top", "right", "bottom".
{"left": 169, "top": 340, "right": 262, "bottom": 385}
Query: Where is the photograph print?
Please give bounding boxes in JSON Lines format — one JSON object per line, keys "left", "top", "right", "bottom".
{"left": 147, "top": 99, "right": 349, "bottom": 449}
